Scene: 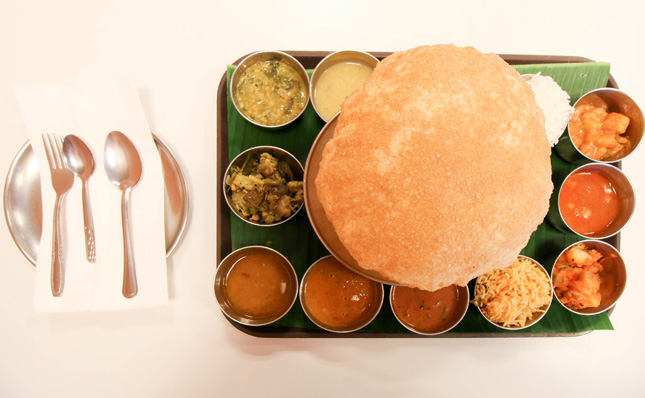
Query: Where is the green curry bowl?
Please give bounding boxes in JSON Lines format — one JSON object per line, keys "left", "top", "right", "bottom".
{"left": 223, "top": 146, "right": 305, "bottom": 227}
{"left": 230, "top": 50, "right": 310, "bottom": 129}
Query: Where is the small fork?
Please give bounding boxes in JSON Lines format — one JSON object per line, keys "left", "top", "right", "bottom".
{"left": 42, "top": 134, "right": 74, "bottom": 297}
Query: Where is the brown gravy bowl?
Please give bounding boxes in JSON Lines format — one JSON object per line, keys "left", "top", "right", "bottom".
{"left": 215, "top": 246, "right": 298, "bottom": 327}
{"left": 390, "top": 284, "right": 469, "bottom": 335}
{"left": 300, "top": 256, "right": 383, "bottom": 333}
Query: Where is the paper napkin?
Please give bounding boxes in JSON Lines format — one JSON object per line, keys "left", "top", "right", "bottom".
{"left": 14, "top": 78, "right": 168, "bottom": 312}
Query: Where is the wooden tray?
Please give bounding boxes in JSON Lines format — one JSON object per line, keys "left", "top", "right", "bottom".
{"left": 217, "top": 51, "right": 619, "bottom": 338}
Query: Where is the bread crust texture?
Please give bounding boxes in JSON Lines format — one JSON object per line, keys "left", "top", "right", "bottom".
{"left": 315, "top": 44, "right": 552, "bottom": 292}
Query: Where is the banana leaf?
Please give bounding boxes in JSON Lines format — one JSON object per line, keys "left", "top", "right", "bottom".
{"left": 223, "top": 59, "right": 614, "bottom": 336}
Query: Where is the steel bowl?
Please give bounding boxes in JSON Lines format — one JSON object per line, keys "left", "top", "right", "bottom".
{"left": 223, "top": 146, "right": 304, "bottom": 227}
{"left": 556, "top": 88, "right": 644, "bottom": 164}
{"left": 214, "top": 246, "right": 298, "bottom": 327}
{"left": 390, "top": 284, "right": 469, "bottom": 336}
{"left": 474, "top": 255, "right": 553, "bottom": 331}
{"left": 547, "top": 163, "right": 635, "bottom": 239}
{"left": 309, "top": 50, "right": 379, "bottom": 122}
{"left": 229, "top": 50, "right": 309, "bottom": 129}
{"left": 551, "top": 240, "right": 627, "bottom": 316}
{"left": 299, "top": 255, "right": 384, "bottom": 333}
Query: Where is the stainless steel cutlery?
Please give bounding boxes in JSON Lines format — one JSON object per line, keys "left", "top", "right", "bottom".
{"left": 63, "top": 135, "right": 97, "bottom": 263}
{"left": 42, "top": 131, "right": 144, "bottom": 298}
{"left": 104, "top": 131, "right": 143, "bottom": 299}
{"left": 42, "top": 134, "right": 74, "bottom": 297}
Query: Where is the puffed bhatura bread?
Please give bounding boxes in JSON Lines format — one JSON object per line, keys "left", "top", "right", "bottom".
{"left": 315, "top": 45, "right": 552, "bottom": 292}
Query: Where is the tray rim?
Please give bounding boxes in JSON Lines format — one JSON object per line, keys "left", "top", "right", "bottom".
{"left": 217, "top": 51, "right": 619, "bottom": 338}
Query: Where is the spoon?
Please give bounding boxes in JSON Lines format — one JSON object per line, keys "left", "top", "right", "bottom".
{"left": 104, "top": 131, "right": 143, "bottom": 299}
{"left": 63, "top": 135, "right": 96, "bottom": 263}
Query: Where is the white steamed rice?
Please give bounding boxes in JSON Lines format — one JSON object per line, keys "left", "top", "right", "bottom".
{"left": 525, "top": 73, "right": 574, "bottom": 147}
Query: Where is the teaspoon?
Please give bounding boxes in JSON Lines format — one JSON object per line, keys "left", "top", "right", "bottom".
{"left": 63, "top": 135, "right": 96, "bottom": 262}
{"left": 104, "top": 131, "right": 143, "bottom": 298}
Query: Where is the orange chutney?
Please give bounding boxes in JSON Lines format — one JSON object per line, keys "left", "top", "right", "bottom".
{"left": 559, "top": 171, "right": 619, "bottom": 236}
{"left": 392, "top": 285, "right": 465, "bottom": 333}
{"left": 302, "top": 257, "right": 379, "bottom": 329}
{"left": 224, "top": 252, "right": 293, "bottom": 318}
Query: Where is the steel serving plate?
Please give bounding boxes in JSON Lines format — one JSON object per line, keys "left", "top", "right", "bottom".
{"left": 4, "top": 134, "right": 188, "bottom": 265}
{"left": 303, "top": 113, "right": 399, "bottom": 285}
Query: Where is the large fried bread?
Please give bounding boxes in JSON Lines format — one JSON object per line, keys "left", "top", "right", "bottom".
{"left": 315, "top": 44, "right": 552, "bottom": 291}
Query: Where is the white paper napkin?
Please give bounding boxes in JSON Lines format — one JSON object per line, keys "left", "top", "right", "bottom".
{"left": 14, "top": 78, "right": 168, "bottom": 312}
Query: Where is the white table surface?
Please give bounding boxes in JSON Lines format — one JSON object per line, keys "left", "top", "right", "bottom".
{"left": 1, "top": 1, "right": 644, "bottom": 396}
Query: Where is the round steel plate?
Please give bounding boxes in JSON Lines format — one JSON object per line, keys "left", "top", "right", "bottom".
{"left": 303, "top": 113, "right": 398, "bottom": 286}
{"left": 4, "top": 134, "right": 188, "bottom": 266}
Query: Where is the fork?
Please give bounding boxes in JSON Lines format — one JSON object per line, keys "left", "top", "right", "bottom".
{"left": 42, "top": 134, "right": 74, "bottom": 297}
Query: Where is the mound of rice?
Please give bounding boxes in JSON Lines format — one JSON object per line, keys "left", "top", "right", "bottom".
{"left": 525, "top": 73, "right": 574, "bottom": 146}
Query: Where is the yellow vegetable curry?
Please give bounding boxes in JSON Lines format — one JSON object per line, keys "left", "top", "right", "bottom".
{"left": 235, "top": 59, "right": 307, "bottom": 126}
